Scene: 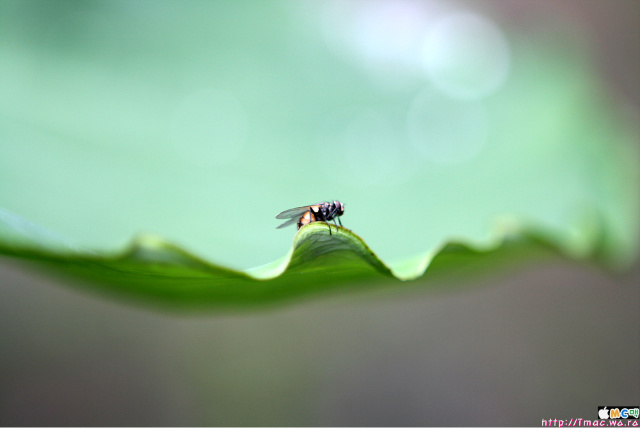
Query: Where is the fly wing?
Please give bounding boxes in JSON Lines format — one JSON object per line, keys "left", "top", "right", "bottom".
{"left": 276, "top": 217, "right": 298, "bottom": 229}
{"left": 275, "top": 205, "right": 313, "bottom": 219}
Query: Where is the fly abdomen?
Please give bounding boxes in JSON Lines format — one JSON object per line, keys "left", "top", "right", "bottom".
{"left": 297, "top": 210, "right": 316, "bottom": 229}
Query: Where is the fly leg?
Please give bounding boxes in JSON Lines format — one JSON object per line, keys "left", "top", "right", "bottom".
{"left": 330, "top": 206, "right": 342, "bottom": 233}
{"left": 325, "top": 221, "right": 332, "bottom": 235}
{"left": 322, "top": 206, "right": 340, "bottom": 235}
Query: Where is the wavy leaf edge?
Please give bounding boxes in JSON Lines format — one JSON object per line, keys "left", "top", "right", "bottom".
{"left": 0, "top": 208, "right": 629, "bottom": 286}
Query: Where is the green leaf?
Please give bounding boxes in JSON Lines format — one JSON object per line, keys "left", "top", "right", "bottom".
{"left": 0, "top": 208, "right": 626, "bottom": 310}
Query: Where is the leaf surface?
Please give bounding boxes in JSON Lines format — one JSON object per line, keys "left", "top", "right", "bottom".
{"left": 0, "top": 211, "right": 622, "bottom": 310}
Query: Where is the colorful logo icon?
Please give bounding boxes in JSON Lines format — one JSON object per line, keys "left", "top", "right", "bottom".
{"left": 598, "top": 406, "right": 640, "bottom": 420}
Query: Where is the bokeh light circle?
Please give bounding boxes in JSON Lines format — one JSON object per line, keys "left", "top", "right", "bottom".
{"left": 422, "top": 12, "right": 510, "bottom": 100}
{"left": 407, "top": 89, "right": 489, "bottom": 164}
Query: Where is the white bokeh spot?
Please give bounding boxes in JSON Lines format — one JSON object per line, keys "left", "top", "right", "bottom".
{"left": 423, "top": 12, "right": 511, "bottom": 100}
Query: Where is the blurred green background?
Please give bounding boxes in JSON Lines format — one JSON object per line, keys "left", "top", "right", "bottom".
{"left": 1, "top": 0, "right": 638, "bottom": 425}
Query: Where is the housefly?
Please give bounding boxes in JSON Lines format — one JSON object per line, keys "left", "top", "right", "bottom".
{"left": 276, "top": 200, "right": 345, "bottom": 235}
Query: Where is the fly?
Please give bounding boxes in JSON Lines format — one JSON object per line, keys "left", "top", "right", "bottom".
{"left": 276, "top": 200, "right": 345, "bottom": 235}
